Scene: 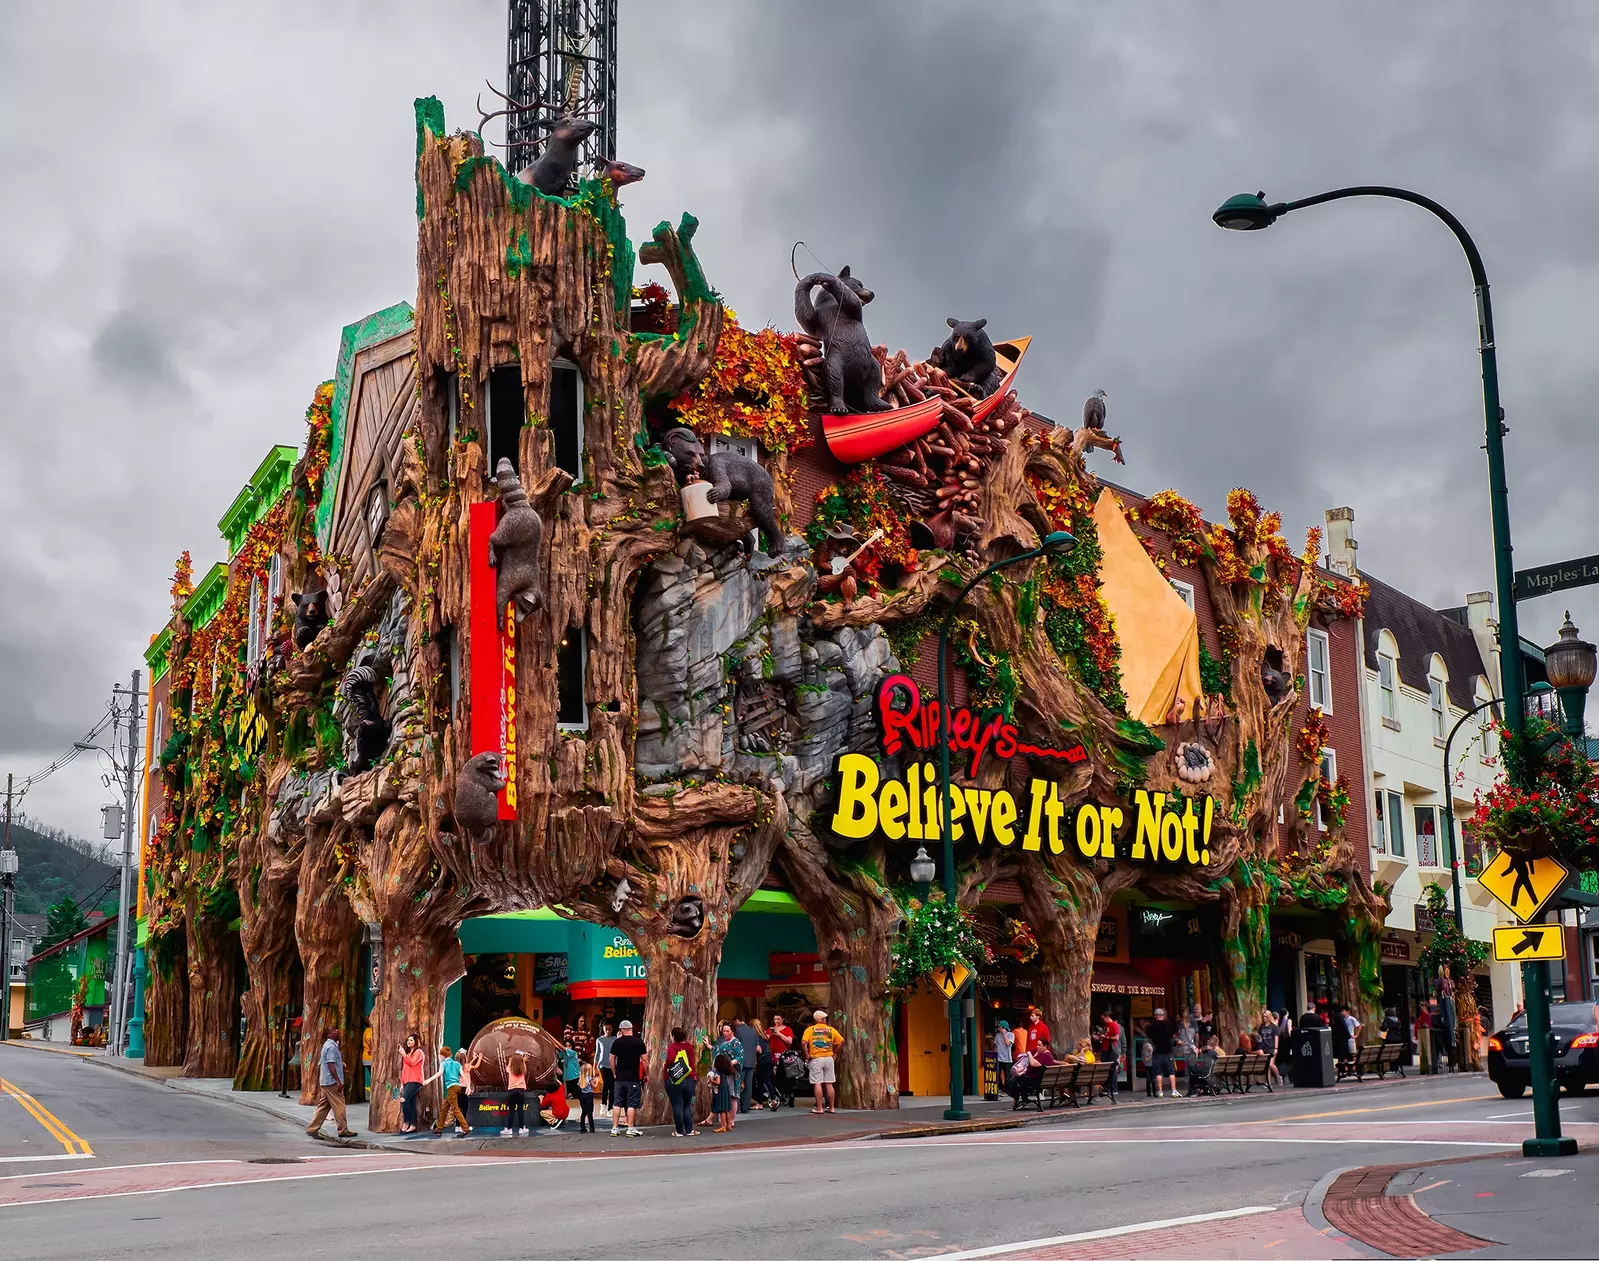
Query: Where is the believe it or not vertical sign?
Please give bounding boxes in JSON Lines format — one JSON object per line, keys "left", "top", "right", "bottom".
{"left": 469, "top": 501, "right": 517, "bottom": 820}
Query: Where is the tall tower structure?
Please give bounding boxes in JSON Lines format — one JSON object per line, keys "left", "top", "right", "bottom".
{"left": 507, "top": 0, "right": 618, "bottom": 178}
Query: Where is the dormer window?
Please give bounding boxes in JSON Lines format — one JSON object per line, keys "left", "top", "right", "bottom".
{"left": 1378, "top": 651, "right": 1397, "bottom": 726}
{"left": 365, "top": 479, "right": 390, "bottom": 559}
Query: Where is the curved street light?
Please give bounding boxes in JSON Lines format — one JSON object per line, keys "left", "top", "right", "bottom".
{"left": 1213, "top": 186, "right": 1572, "bottom": 1156}
{"left": 935, "top": 529, "right": 1075, "bottom": 1120}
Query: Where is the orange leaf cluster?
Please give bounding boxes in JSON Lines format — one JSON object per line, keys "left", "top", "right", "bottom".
{"left": 670, "top": 315, "right": 812, "bottom": 455}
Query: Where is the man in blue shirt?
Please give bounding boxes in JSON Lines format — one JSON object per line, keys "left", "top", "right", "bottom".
{"left": 306, "top": 1026, "right": 356, "bottom": 1138}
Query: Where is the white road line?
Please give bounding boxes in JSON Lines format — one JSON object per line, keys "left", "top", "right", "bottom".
{"left": 888, "top": 1136, "right": 1516, "bottom": 1149}
{"left": 933, "top": 1206, "right": 1282, "bottom": 1259}
{"left": 0, "top": 1159, "right": 506, "bottom": 1211}
{"left": 0, "top": 1154, "right": 94, "bottom": 1165}
{"left": 0, "top": 1159, "right": 241, "bottom": 1183}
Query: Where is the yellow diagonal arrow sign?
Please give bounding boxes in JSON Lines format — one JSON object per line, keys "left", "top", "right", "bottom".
{"left": 1477, "top": 850, "right": 1570, "bottom": 922}
{"left": 1491, "top": 924, "right": 1565, "bottom": 963}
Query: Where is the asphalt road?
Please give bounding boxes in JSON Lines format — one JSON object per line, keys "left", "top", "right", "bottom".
{"left": 3, "top": 1044, "right": 1597, "bottom": 1260}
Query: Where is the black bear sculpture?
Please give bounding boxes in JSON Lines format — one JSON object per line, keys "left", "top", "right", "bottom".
{"left": 794, "top": 268, "right": 891, "bottom": 414}
{"left": 291, "top": 590, "right": 329, "bottom": 650}
{"left": 936, "top": 318, "right": 1003, "bottom": 397}
{"left": 662, "top": 427, "right": 783, "bottom": 556}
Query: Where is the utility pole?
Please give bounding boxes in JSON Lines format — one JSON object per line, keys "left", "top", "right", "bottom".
{"left": 107, "top": 673, "right": 141, "bottom": 1056}
{"left": 1, "top": 774, "right": 17, "bottom": 1041}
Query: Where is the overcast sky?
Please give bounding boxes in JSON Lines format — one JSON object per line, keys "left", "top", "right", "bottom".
{"left": 4, "top": 1, "right": 1599, "bottom": 834}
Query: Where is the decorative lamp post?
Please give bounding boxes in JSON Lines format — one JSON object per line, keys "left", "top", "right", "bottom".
{"left": 909, "top": 846, "right": 936, "bottom": 898}
{"left": 1212, "top": 184, "right": 1575, "bottom": 1157}
{"left": 936, "top": 528, "right": 1075, "bottom": 1121}
{"left": 1543, "top": 612, "right": 1597, "bottom": 744}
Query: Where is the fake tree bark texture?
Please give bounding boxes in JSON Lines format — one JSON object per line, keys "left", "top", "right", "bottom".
{"left": 294, "top": 820, "right": 366, "bottom": 1105}
{"left": 1019, "top": 854, "right": 1141, "bottom": 1047}
{"left": 559, "top": 786, "right": 787, "bottom": 1126}
{"left": 183, "top": 897, "right": 243, "bottom": 1079}
{"left": 141, "top": 928, "right": 188, "bottom": 1069}
{"left": 779, "top": 822, "right": 901, "bottom": 1110}
{"left": 1333, "top": 874, "right": 1389, "bottom": 1035}
{"left": 232, "top": 792, "right": 304, "bottom": 1092}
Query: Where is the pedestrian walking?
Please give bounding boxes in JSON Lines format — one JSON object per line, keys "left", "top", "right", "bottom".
{"left": 1026, "top": 1008, "right": 1052, "bottom": 1053}
{"left": 594, "top": 1020, "right": 616, "bottom": 1117}
{"left": 305, "top": 1026, "right": 356, "bottom": 1138}
{"left": 1415, "top": 1002, "right": 1433, "bottom": 1074}
{"left": 576, "top": 1061, "right": 598, "bottom": 1132}
{"left": 608, "top": 1018, "right": 647, "bottom": 1137}
{"left": 663, "top": 1026, "right": 699, "bottom": 1137}
{"left": 801, "top": 1008, "right": 845, "bottom": 1114}
{"left": 733, "top": 1015, "right": 761, "bottom": 1113}
{"left": 429, "top": 1045, "right": 472, "bottom": 1135}
{"left": 1145, "top": 1007, "right": 1178, "bottom": 1098}
{"left": 505, "top": 1050, "right": 531, "bottom": 1137}
{"left": 1256, "top": 1010, "right": 1282, "bottom": 1087}
{"left": 399, "top": 1032, "right": 426, "bottom": 1132}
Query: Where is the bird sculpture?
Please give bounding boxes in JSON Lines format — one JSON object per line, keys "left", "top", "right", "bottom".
{"left": 1083, "top": 388, "right": 1108, "bottom": 431}
{"left": 1073, "top": 388, "right": 1125, "bottom": 464}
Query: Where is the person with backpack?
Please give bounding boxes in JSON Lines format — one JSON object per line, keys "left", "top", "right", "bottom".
{"left": 663, "top": 1026, "right": 699, "bottom": 1136}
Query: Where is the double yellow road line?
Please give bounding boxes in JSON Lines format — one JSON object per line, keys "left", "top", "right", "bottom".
{"left": 1, "top": 1077, "right": 93, "bottom": 1156}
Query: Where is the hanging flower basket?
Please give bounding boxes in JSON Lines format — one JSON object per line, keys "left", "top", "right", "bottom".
{"left": 1473, "top": 716, "right": 1599, "bottom": 869}
{"left": 889, "top": 896, "right": 992, "bottom": 991}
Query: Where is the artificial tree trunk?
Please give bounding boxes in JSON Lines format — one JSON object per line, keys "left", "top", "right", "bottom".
{"left": 141, "top": 926, "right": 188, "bottom": 1068}
{"left": 563, "top": 785, "right": 787, "bottom": 1126}
{"left": 233, "top": 817, "right": 303, "bottom": 1091}
{"left": 294, "top": 819, "right": 365, "bottom": 1105}
{"left": 1333, "top": 875, "right": 1388, "bottom": 1036}
{"left": 183, "top": 900, "right": 243, "bottom": 1079}
{"left": 780, "top": 824, "right": 901, "bottom": 1109}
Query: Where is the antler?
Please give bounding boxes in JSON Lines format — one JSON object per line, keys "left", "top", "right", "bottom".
{"left": 475, "top": 79, "right": 569, "bottom": 147}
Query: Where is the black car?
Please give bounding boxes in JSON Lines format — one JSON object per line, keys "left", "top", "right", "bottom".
{"left": 1487, "top": 1000, "right": 1599, "bottom": 1098}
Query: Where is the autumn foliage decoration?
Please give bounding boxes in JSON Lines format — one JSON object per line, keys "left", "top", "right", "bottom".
{"left": 669, "top": 313, "right": 811, "bottom": 455}
{"left": 810, "top": 466, "right": 920, "bottom": 591}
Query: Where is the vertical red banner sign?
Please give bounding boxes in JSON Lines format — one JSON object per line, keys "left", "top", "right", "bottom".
{"left": 469, "top": 501, "right": 517, "bottom": 819}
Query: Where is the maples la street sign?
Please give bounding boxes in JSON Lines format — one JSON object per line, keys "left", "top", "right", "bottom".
{"left": 1491, "top": 924, "right": 1566, "bottom": 963}
{"left": 1477, "top": 851, "right": 1571, "bottom": 922}
{"left": 928, "top": 962, "right": 970, "bottom": 998}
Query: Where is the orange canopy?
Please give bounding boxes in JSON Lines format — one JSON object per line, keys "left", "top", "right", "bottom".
{"left": 1092, "top": 489, "right": 1203, "bottom": 727}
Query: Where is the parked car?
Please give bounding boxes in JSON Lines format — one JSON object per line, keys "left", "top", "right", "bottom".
{"left": 1487, "top": 1001, "right": 1599, "bottom": 1099}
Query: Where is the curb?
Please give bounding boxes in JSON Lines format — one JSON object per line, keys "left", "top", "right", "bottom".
{"left": 1304, "top": 1165, "right": 1390, "bottom": 1259}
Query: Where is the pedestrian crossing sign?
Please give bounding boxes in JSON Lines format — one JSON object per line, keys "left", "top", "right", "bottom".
{"left": 927, "top": 963, "right": 970, "bottom": 998}
{"left": 1477, "top": 850, "right": 1570, "bottom": 922}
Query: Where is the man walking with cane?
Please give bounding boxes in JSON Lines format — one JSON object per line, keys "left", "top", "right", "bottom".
{"left": 306, "top": 1026, "right": 357, "bottom": 1138}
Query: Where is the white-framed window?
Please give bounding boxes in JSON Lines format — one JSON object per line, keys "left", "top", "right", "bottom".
{"left": 1415, "top": 805, "right": 1439, "bottom": 867}
{"left": 1169, "top": 579, "right": 1196, "bottom": 611}
{"left": 266, "top": 553, "right": 282, "bottom": 646}
{"left": 551, "top": 358, "right": 585, "bottom": 484}
{"left": 1387, "top": 790, "right": 1406, "bottom": 857}
{"left": 1315, "top": 748, "right": 1337, "bottom": 831}
{"left": 151, "top": 702, "right": 165, "bottom": 752}
{"left": 1481, "top": 709, "right": 1498, "bottom": 761}
{"left": 1371, "top": 789, "right": 1386, "bottom": 852}
{"left": 557, "top": 626, "right": 588, "bottom": 731}
{"left": 246, "top": 576, "right": 263, "bottom": 666}
{"left": 1428, "top": 674, "right": 1446, "bottom": 741}
{"left": 1306, "top": 628, "right": 1331, "bottom": 711}
{"left": 1378, "top": 653, "right": 1397, "bottom": 725}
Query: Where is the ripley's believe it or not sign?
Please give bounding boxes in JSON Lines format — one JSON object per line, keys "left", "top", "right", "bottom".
{"left": 828, "top": 676, "right": 1219, "bottom": 865}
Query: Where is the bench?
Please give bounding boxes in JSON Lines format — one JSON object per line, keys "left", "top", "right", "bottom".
{"left": 1341, "top": 1041, "right": 1407, "bottom": 1082}
{"left": 1011, "top": 1061, "right": 1117, "bottom": 1111}
{"left": 1221, "top": 1052, "right": 1275, "bottom": 1093}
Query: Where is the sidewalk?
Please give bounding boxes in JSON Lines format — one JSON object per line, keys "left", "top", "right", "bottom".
{"left": 0, "top": 1037, "right": 1456, "bottom": 1156}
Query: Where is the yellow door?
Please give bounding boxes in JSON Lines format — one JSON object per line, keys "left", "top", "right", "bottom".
{"left": 905, "top": 985, "right": 949, "bottom": 1096}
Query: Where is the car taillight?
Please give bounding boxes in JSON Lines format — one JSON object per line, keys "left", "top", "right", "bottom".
{"left": 1571, "top": 1033, "right": 1599, "bottom": 1049}
{"left": 1488, "top": 1036, "right": 1504, "bottom": 1052}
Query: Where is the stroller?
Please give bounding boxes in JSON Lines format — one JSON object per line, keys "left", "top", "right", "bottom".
{"left": 1186, "top": 1050, "right": 1222, "bottom": 1097}
{"left": 769, "top": 1050, "right": 808, "bottom": 1109}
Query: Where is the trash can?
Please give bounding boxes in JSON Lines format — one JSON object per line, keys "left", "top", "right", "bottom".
{"left": 1291, "top": 1027, "right": 1336, "bottom": 1088}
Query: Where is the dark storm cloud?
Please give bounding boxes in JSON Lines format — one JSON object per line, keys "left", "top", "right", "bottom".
{"left": 4, "top": 0, "right": 1599, "bottom": 828}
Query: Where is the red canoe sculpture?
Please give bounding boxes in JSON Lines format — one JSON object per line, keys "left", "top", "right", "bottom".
{"left": 822, "top": 337, "right": 1031, "bottom": 464}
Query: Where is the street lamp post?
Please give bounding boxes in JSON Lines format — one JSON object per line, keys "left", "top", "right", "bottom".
{"left": 1214, "top": 187, "right": 1572, "bottom": 1156}
{"left": 936, "top": 529, "right": 1075, "bottom": 1121}
{"left": 1440, "top": 695, "right": 1506, "bottom": 939}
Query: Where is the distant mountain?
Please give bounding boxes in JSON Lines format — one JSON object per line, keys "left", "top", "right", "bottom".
{"left": 4, "top": 816, "right": 121, "bottom": 918}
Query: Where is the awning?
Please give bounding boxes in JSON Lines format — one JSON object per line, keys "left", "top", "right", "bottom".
{"left": 1091, "top": 962, "right": 1165, "bottom": 996}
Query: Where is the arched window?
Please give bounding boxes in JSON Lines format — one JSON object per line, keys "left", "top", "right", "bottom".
{"left": 1427, "top": 654, "right": 1447, "bottom": 742}
{"left": 1376, "top": 630, "right": 1399, "bottom": 726}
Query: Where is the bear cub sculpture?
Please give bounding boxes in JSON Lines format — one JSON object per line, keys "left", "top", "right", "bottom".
{"left": 662, "top": 427, "right": 783, "bottom": 557}
{"left": 935, "top": 317, "right": 1003, "bottom": 398}
{"left": 291, "top": 590, "right": 329, "bottom": 650}
{"left": 794, "top": 266, "right": 890, "bottom": 414}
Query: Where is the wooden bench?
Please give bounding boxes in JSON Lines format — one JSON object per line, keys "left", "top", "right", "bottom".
{"left": 1378, "top": 1041, "right": 1407, "bottom": 1078}
{"left": 1011, "top": 1061, "right": 1117, "bottom": 1111}
{"left": 1226, "top": 1053, "right": 1275, "bottom": 1093}
{"left": 1339, "top": 1043, "right": 1385, "bottom": 1081}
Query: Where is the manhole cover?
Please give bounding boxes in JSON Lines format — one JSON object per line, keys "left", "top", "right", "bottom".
{"left": 248, "top": 1157, "right": 305, "bottom": 1165}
